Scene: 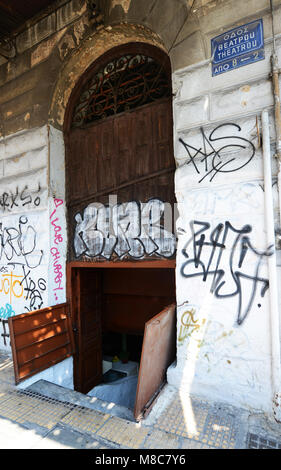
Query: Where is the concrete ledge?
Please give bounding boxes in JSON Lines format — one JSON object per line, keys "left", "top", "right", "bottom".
{"left": 26, "top": 379, "right": 134, "bottom": 421}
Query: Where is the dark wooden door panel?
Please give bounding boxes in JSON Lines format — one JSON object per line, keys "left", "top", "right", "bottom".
{"left": 103, "top": 294, "right": 175, "bottom": 334}
{"left": 134, "top": 303, "right": 176, "bottom": 421}
{"left": 65, "top": 44, "right": 175, "bottom": 262}
{"left": 73, "top": 269, "right": 103, "bottom": 393}
{"left": 86, "top": 128, "right": 99, "bottom": 193}
{"left": 102, "top": 268, "right": 175, "bottom": 296}
{"left": 115, "top": 114, "right": 132, "bottom": 184}
{"left": 8, "top": 303, "right": 74, "bottom": 384}
{"left": 152, "top": 100, "right": 173, "bottom": 171}
{"left": 66, "top": 98, "right": 174, "bottom": 208}
{"left": 80, "top": 332, "right": 102, "bottom": 394}
{"left": 134, "top": 106, "right": 152, "bottom": 176}
{"left": 67, "top": 95, "right": 175, "bottom": 262}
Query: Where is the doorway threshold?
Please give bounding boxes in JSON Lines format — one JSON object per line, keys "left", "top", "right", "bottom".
{"left": 26, "top": 379, "right": 135, "bottom": 421}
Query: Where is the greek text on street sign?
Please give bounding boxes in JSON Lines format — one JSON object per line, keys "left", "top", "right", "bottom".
{"left": 211, "top": 19, "right": 264, "bottom": 76}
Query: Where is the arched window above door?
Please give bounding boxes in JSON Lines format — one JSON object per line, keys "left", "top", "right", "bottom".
{"left": 71, "top": 51, "right": 171, "bottom": 127}
{"left": 65, "top": 43, "right": 175, "bottom": 262}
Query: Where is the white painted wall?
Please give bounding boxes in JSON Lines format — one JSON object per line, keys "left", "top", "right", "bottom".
{"left": 0, "top": 125, "right": 68, "bottom": 389}
{"left": 1, "top": 5, "right": 280, "bottom": 416}
{"left": 17, "top": 356, "right": 74, "bottom": 390}
{"left": 0, "top": 127, "right": 49, "bottom": 351}
{"left": 48, "top": 126, "right": 67, "bottom": 307}
{"left": 167, "top": 32, "right": 281, "bottom": 414}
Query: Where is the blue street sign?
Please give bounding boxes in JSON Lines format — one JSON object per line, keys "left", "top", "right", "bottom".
{"left": 211, "top": 19, "right": 264, "bottom": 76}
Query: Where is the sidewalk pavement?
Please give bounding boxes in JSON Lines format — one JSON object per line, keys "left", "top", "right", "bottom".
{"left": 0, "top": 351, "right": 281, "bottom": 450}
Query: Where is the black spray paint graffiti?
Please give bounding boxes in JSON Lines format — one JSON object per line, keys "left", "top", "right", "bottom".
{"left": 180, "top": 221, "right": 272, "bottom": 325}
{"left": 74, "top": 199, "right": 176, "bottom": 260}
{"left": 0, "top": 216, "right": 43, "bottom": 268}
{"left": 0, "top": 319, "right": 9, "bottom": 346}
{"left": 179, "top": 123, "right": 256, "bottom": 183}
{"left": 0, "top": 183, "right": 42, "bottom": 213}
{"left": 20, "top": 265, "right": 46, "bottom": 312}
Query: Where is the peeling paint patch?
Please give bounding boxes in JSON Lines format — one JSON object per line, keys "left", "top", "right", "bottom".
{"left": 73, "top": 18, "right": 87, "bottom": 44}
{"left": 49, "top": 23, "right": 165, "bottom": 128}
{"left": 31, "top": 29, "right": 66, "bottom": 67}
{"left": 58, "top": 34, "right": 76, "bottom": 60}
{"left": 110, "top": 0, "right": 132, "bottom": 14}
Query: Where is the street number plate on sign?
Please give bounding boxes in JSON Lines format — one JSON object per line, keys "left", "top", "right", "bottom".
{"left": 211, "top": 19, "right": 264, "bottom": 76}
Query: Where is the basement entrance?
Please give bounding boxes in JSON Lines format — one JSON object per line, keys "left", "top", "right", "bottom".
{"left": 9, "top": 43, "right": 177, "bottom": 421}
{"left": 70, "top": 262, "right": 176, "bottom": 421}
{"left": 62, "top": 43, "right": 176, "bottom": 419}
{"left": 8, "top": 261, "right": 176, "bottom": 421}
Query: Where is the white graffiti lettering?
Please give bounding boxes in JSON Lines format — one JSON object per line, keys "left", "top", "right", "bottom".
{"left": 74, "top": 199, "right": 176, "bottom": 260}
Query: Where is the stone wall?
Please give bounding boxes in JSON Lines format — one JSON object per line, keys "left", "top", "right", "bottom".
{"left": 167, "top": 2, "right": 281, "bottom": 412}
{"left": 0, "top": 0, "right": 281, "bottom": 414}
{"left": 0, "top": 125, "right": 67, "bottom": 351}
{"left": 1, "top": 0, "right": 281, "bottom": 137}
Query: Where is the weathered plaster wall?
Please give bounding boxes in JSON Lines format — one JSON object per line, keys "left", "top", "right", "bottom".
{"left": 2, "top": 0, "right": 281, "bottom": 137}
{"left": 0, "top": 0, "right": 281, "bottom": 412}
{"left": 0, "top": 127, "right": 48, "bottom": 349}
{"left": 167, "top": 21, "right": 281, "bottom": 412}
{"left": 0, "top": 0, "right": 91, "bottom": 138}
{"left": 48, "top": 126, "right": 67, "bottom": 307}
{"left": 48, "top": 22, "right": 166, "bottom": 129}
{"left": 0, "top": 126, "right": 67, "bottom": 354}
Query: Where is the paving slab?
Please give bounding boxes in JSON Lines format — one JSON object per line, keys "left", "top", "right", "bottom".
{"left": 149, "top": 390, "right": 244, "bottom": 449}
{"left": 61, "top": 406, "right": 111, "bottom": 435}
{"left": 96, "top": 416, "right": 149, "bottom": 449}
{"left": 30, "top": 424, "right": 112, "bottom": 450}
{"left": 142, "top": 428, "right": 181, "bottom": 449}
{"left": 0, "top": 352, "right": 281, "bottom": 450}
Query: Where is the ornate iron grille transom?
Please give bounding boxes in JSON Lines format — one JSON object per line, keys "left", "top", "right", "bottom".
{"left": 72, "top": 54, "right": 170, "bottom": 127}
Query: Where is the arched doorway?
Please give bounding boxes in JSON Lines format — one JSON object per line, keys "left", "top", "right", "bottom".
{"left": 64, "top": 42, "right": 176, "bottom": 261}
{"left": 8, "top": 41, "right": 177, "bottom": 421}
{"left": 64, "top": 42, "right": 177, "bottom": 419}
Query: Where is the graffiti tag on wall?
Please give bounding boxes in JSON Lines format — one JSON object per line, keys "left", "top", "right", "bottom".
{"left": 0, "top": 318, "right": 10, "bottom": 346}
{"left": 180, "top": 220, "right": 272, "bottom": 325}
{"left": 0, "top": 213, "right": 46, "bottom": 331}
{"left": 0, "top": 303, "right": 15, "bottom": 320}
{"left": 0, "top": 265, "right": 46, "bottom": 315}
{"left": 0, "top": 215, "right": 43, "bottom": 268}
{"left": 0, "top": 184, "right": 42, "bottom": 214}
{"left": 179, "top": 123, "right": 256, "bottom": 183}
{"left": 74, "top": 198, "right": 176, "bottom": 260}
{"left": 20, "top": 265, "right": 46, "bottom": 312}
{"left": 178, "top": 307, "right": 206, "bottom": 345}
{"left": 50, "top": 198, "right": 64, "bottom": 302}
{"left": 0, "top": 271, "right": 24, "bottom": 304}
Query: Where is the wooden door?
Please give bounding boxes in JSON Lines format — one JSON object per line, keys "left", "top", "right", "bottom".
{"left": 134, "top": 303, "right": 176, "bottom": 421}
{"left": 66, "top": 98, "right": 175, "bottom": 261}
{"left": 65, "top": 44, "right": 176, "bottom": 394}
{"left": 64, "top": 44, "right": 175, "bottom": 262}
{"left": 73, "top": 268, "right": 103, "bottom": 393}
{"left": 8, "top": 303, "right": 74, "bottom": 384}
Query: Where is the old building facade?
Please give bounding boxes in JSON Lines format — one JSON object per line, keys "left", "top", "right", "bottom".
{"left": 1, "top": 0, "right": 281, "bottom": 421}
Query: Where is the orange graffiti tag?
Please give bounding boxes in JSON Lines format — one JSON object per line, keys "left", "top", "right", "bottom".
{"left": 178, "top": 308, "right": 200, "bottom": 344}
{"left": 0, "top": 272, "right": 24, "bottom": 304}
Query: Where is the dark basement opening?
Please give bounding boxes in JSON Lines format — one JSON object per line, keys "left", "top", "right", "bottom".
{"left": 73, "top": 266, "right": 176, "bottom": 417}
